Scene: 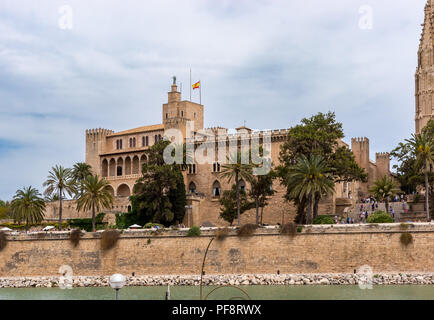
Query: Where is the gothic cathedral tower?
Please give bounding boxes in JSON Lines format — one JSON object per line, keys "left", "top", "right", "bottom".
{"left": 416, "top": 0, "right": 434, "bottom": 134}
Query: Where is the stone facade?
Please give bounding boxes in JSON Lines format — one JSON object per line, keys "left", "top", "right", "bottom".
{"left": 0, "top": 223, "right": 433, "bottom": 277}
{"left": 416, "top": 0, "right": 434, "bottom": 134}
{"left": 75, "top": 82, "right": 393, "bottom": 226}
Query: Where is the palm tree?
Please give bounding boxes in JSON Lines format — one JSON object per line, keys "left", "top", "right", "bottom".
{"left": 43, "top": 165, "right": 76, "bottom": 230}
{"left": 11, "top": 187, "right": 45, "bottom": 230}
{"left": 368, "top": 175, "right": 400, "bottom": 214}
{"left": 406, "top": 132, "right": 434, "bottom": 220}
{"left": 249, "top": 172, "right": 275, "bottom": 224}
{"left": 220, "top": 151, "right": 254, "bottom": 226}
{"left": 76, "top": 175, "right": 114, "bottom": 231}
{"left": 71, "top": 163, "right": 92, "bottom": 196}
{"left": 286, "top": 155, "right": 335, "bottom": 224}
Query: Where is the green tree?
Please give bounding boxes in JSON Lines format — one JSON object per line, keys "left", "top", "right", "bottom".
{"left": 10, "top": 187, "right": 45, "bottom": 230}
{"left": 71, "top": 162, "right": 92, "bottom": 196}
{"left": 220, "top": 151, "right": 254, "bottom": 226}
{"left": 368, "top": 176, "right": 400, "bottom": 214}
{"left": 43, "top": 165, "right": 76, "bottom": 230}
{"left": 130, "top": 140, "right": 186, "bottom": 226}
{"left": 278, "top": 112, "right": 367, "bottom": 223}
{"left": 284, "top": 155, "right": 335, "bottom": 224}
{"left": 0, "top": 200, "right": 11, "bottom": 220}
{"left": 76, "top": 175, "right": 114, "bottom": 231}
{"left": 249, "top": 171, "right": 275, "bottom": 224}
{"left": 219, "top": 184, "right": 254, "bottom": 225}
{"left": 405, "top": 132, "right": 434, "bottom": 220}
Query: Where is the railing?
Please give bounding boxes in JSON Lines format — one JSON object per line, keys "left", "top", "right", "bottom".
{"left": 105, "top": 174, "right": 141, "bottom": 180}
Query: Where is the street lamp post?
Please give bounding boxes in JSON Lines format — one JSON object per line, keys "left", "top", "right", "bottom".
{"left": 109, "top": 273, "right": 126, "bottom": 300}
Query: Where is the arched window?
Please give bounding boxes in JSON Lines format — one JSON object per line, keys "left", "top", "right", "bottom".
{"left": 146, "top": 136, "right": 149, "bottom": 146}
{"left": 155, "top": 135, "right": 158, "bottom": 143}
{"left": 212, "top": 181, "right": 221, "bottom": 197}
{"left": 125, "top": 157, "right": 132, "bottom": 175}
{"left": 117, "top": 166, "right": 123, "bottom": 176}
{"left": 158, "top": 134, "right": 162, "bottom": 141}
{"left": 102, "top": 159, "right": 108, "bottom": 177}
{"left": 129, "top": 138, "right": 132, "bottom": 148}
{"left": 132, "top": 156, "right": 140, "bottom": 174}
{"left": 109, "top": 158, "right": 116, "bottom": 176}
{"left": 142, "top": 136, "right": 146, "bottom": 147}
{"left": 117, "top": 158, "right": 123, "bottom": 176}
{"left": 117, "top": 184, "right": 131, "bottom": 197}
{"left": 133, "top": 138, "right": 136, "bottom": 147}
{"left": 189, "top": 182, "right": 197, "bottom": 194}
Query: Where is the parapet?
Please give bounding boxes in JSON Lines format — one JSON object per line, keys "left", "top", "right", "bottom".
{"left": 351, "top": 137, "right": 370, "bottom": 145}
{"left": 375, "top": 152, "right": 390, "bottom": 160}
{"left": 86, "top": 128, "right": 114, "bottom": 139}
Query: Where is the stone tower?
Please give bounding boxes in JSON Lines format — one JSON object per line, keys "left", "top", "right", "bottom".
{"left": 162, "top": 82, "right": 204, "bottom": 140}
{"left": 415, "top": 0, "right": 434, "bottom": 134}
{"left": 351, "top": 137, "right": 370, "bottom": 195}
{"left": 85, "top": 128, "right": 114, "bottom": 175}
{"left": 375, "top": 152, "right": 390, "bottom": 181}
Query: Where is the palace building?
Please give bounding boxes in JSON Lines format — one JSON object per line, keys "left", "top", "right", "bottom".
{"left": 76, "top": 81, "right": 391, "bottom": 226}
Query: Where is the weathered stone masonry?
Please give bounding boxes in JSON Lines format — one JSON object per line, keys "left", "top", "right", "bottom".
{"left": 0, "top": 224, "right": 433, "bottom": 277}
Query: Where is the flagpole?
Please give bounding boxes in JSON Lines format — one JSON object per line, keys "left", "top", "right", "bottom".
{"left": 190, "top": 68, "right": 192, "bottom": 102}
{"left": 199, "top": 80, "right": 201, "bottom": 105}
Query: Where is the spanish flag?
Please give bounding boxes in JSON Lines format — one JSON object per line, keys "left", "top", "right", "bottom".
{"left": 192, "top": 81, "right": 200, "bottom": 90}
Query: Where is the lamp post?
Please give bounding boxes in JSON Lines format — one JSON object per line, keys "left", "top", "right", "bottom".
{"left": 109, "top": 273, "right": 126, "bottom": 300}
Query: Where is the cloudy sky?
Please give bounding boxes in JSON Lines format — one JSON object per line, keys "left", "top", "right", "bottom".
{"left": 0, "top": 0, "right": 427, "bottom": 200}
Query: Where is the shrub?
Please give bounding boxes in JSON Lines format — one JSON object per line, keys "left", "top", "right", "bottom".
{"left": 400, "top": 233, "right": 413, "bottom": 246}
{"left": 187, "top": 226, "right": 201, "bottom": 237}
{"left": 367, "top": 211, "right": 393, "bottom": 224}
{"left": 414, "top": 194, "right": 420, "bottom": 203}
{"left": 215, "top": 227, "right": 230, "bottom": 241}
{"left": 237, "top": 224, "right": 258, "bottom": 237}
{"left": 400, "top": 223, "right": 409, "bottom": 230}
{"left": 70, "top": 229, "right": 81, "bottom": 247}
{"left": 280, "top": 223, "right": 297, "bottom": 237}
{"left": 100, "top": 229, "right": 120, "bottom": 250}
{"left": 313, "top": 215, "right": 335, "bottom": 225}
{"left": 0, "top": 231, "right": 7, "bottom": 251}
{"left": 69, "top": 213, "right": 106, "bottom": 232}
{"left": 147, "top": 238, "right": 151, "bottom": 244}
{"left": 297, "top": 226, "right": 303, "bottom": 233}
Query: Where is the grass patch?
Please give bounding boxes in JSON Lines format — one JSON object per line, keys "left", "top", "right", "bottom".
{"left": 101, "top": 229, "right": 120, "bottom": 250}
{"left": 187, "top": 226, "right": 201, "bottom": 237}
{"left": 215, "top": 227, "right": 230, "bottom": 241}
{"left": 70, "top": 228, "right": 81, "bottom": 247}
{"left": 280, "top": 223, "right": 297, "bottom": 237}
{"left": 237, "top": 224, "right": 258, "bottom": 237}
{"left": 0, "top": 231, "right": 6, "bottom": 251}
{"left": 400, "top": 233, "right": 413, "bottom": 246}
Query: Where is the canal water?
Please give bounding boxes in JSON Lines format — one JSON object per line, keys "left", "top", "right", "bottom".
{"left": 0, "top": 285, "right": 433, "bottom": 300}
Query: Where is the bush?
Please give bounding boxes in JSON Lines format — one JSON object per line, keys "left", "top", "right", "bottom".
{"left": 297, "top": 226, "right": 303, "bottom": 233}
{"left": 280, "top": 223, "right": 297, "bottom": 237}
{"left": 313, "top": 215, "right": 335, "bottom": 225}
{"left": 69, "top": 229, "right": 81, "bottom": 247}
{"left": 100, "top": 229, "right": 120, "bottom": 250}
{"left": 215, "top": 227, "right": 230, "bottom": 241}
{"left": 237, "top": 224, "right": 258, "bottom": 237}
{"left": 187, "top": 226, "right": 201, "bottom": 237}
{"left": 366, "top": 211, "right": 393, "bottom": 223}
{"left": 0, "top": 231, "right": 7, "bottom": 251}
{"left": 144, "top": 222, "right": 165, "bottom": 229}
{"left": 69, "top": 213, "right": 106, "bottom": 232}
{"left": 400, "top": 233, "right": 413, "bottom": 246}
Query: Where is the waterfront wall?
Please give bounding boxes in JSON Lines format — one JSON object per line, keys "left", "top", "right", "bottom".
{"left": 0, "top": 223, "right": 434, "bottom": 277}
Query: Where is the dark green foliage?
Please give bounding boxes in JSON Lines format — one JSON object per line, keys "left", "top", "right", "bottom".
{"left": 249, "top": 171, "right": 276, "bottom": 224}
{"left": 313, "top": 215, "right": 335, "bottom": 225}
{"left": 100, "top": 229, "right": 120, "bottom": 250}
{"left": 278, "top": 112, "right": 367, "bottom": 224}
{"left": 297, "top": 226, "right": 303, "bottom": 233}
{"left": 69, "top": 213, "right": 106, "bottom": 232}
{"left": 0, "top": 200, "right": 11, "bottom": 220}
{"left": 367, "top": 211, "right": 394, "bottom": 223}
{"left": 400, "top": 233, "right": 413, "bottom": 246}
{"left": 129, "top": 140, "right": 186, "bottom": 227}
{"left": 69, "top": 229, "right": 81, "bottom": 247}
{"left": 143, "top": 222, "right": 165, "bottom": 229}
{"left": 219, "top": 184, "right": 254, "bottom": 225}
{"left": 237, "top": 224, "right": 258, "bottom": 237}
{"left": 280, "top": 223, "right": 297, "bottom": 237}
{"left": 0, "top": 222, "right": 69, "bottom": 230}
{"left": 0, "top": 231, "right": 7, "bottom": 251}
{"left": 187, "top": 226, "right": 201, "bottom": 237}
{"left": 115, "top": 213, "right": 136, "bottom": 229}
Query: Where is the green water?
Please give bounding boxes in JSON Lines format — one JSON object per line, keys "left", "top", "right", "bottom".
{"left": 0, "top": 285, "right": 433, "bottom": 300}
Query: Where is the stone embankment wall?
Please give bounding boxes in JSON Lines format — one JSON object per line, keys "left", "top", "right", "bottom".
{"left": 0, "top": 223, "right": 433, "bottom": 277}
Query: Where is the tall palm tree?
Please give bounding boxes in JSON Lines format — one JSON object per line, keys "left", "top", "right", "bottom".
{"left": 368, "top": 175, "right": 400, "bottom": 214}
{"left": 43, "top": 165, "right": 76, "bottom": 230}
{"left": 406, "top": 132, "right": 434, "bottom": 220}
{"left": 286, "top": 155, "right": 335, "bottom": 224}
{"left": 220, "top": 151, "right": 254, "bottom": 226}
{"left": 76, "top": 175, "right": 114, "bottom": 231}
{"left": 71, "top": 162, "right": 92, "bottom": 196}
{"left": 11, "top": 187, "right": 45, "bottom": 230}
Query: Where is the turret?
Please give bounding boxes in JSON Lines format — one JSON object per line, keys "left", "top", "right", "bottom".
{"left": 85, "top": 128, "right": 114, "bottom": 175}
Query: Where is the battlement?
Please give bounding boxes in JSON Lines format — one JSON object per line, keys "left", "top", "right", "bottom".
{"left": 85, "top": 128, "right": 114, "bottom": 138}
{"left": 375, "top": 152, "right": 390, "bottom": 160}
{"left": 351, "top": 137, "right": 369, "bottom": 145}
